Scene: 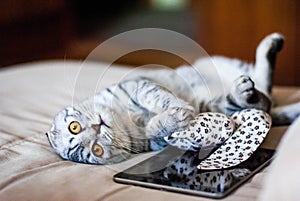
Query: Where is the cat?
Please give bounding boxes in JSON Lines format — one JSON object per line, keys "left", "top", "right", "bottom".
{"left": 46, "top": 33, "right": 298, "bottom": 165}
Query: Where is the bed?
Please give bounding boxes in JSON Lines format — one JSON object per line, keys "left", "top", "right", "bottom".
{"left": 0, "top": 60, "right": 299, "bottom": 200}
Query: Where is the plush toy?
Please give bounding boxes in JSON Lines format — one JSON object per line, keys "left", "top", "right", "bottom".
{"left": 164, "top": 109, "right": 271, "bottom": 170}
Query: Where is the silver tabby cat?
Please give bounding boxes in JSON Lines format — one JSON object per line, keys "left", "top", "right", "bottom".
{"left": 46, "top": 33, "right": 298, "bottom": 164}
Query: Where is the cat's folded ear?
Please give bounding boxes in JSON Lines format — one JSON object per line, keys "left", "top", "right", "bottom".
{"left": 45, "top": 132, "right": 54, "bottom": 148}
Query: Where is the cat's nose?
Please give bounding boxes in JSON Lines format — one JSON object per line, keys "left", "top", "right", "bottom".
{"left": 91, "top": 124, "right": 100, "bottom": 133}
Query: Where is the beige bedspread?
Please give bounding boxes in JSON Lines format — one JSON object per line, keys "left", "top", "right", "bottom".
{"left": 0, "top": 61, "right": 299, "bottom": 201}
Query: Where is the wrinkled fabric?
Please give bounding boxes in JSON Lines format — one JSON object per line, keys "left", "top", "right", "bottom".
{"left": 0, "top": 61, "right": 297, "bottom": 200}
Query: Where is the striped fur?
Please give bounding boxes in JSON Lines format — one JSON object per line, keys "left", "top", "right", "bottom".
{"left": 46, "top": 33, "right": 299, "bottom": 164}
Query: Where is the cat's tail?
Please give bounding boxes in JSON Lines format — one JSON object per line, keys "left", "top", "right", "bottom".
{"left": 270, "top": 102, "right": 300, "bottom": 126}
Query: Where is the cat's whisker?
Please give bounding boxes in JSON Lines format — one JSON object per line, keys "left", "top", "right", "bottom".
{"left": 111, "top": 139, "right": 141, "bottom": 154}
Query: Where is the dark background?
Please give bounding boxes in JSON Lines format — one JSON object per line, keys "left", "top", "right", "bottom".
{"left": 0, "top": 0, "right": 299, "bottom": 85}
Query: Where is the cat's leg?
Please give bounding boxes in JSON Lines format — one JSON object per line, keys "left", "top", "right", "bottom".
{"left": 134, "top": 80, "right": 195, "bottom": 140}
{"left": 225, "top": 75, "right": 271, "bottom": 115}
{"left": 252, "top": 33, "right": 284, "bottom": 95}
{"left": 251, "top": 33, "right": 300, "bottom": 125}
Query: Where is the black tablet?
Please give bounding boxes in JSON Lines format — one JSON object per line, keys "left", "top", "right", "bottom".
{"left": 113, "top": 146, "right": 275, "bottom": 199}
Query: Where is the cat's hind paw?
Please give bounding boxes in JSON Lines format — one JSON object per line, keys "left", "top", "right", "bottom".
{"left": 226, "top": 75, "right": 271, "bottom": 113}
{"left": 268, "top": 33, "right": 284, "bottom": 53}
{"left": 231, "top": 75, "right": 257, "bottom": 104}
{"left": 257, "top": 33, "right": 284, "bottom": 59}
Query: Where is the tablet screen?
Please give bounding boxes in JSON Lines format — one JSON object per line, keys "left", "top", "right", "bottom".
{"left": 114, "top": 146, "right": 275, "bottom": 198}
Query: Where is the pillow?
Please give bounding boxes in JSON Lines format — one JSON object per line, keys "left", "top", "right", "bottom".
{"left": 165, "top": 109, "right": 271, "bottom": 170}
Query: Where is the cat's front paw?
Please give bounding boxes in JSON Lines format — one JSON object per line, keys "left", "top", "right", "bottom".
{"left": 146, "top": 107, "right": 195, "bottom": 139}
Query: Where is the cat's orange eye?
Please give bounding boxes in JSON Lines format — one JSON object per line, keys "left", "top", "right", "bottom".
{"left": 68, "top": 121, "right": 82, "bottom": 134}
{"left": 92, "top": 142, "right": 103, "bottom": 157}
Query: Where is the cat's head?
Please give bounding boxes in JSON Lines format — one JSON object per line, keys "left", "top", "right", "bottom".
{"left": 46, "top": 105, "right": 131, "bottom": 164}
